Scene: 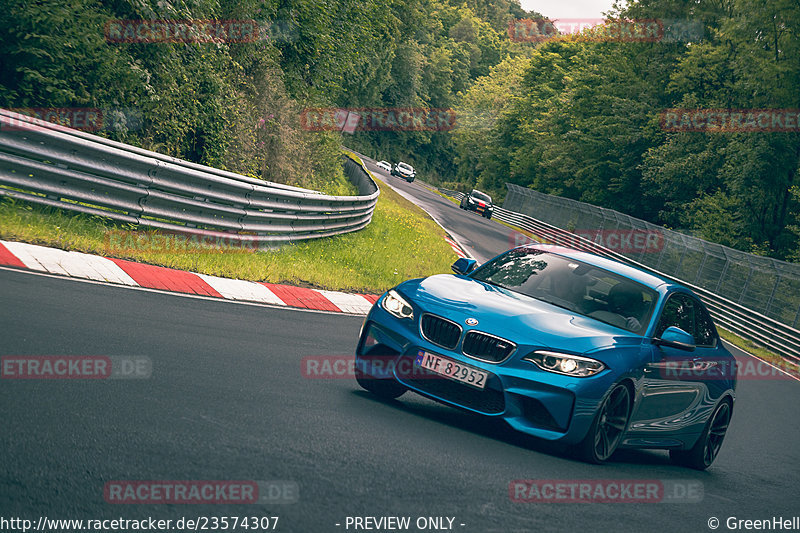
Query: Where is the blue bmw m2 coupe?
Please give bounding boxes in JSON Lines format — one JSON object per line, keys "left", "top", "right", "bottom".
{"left": 355, "top": 244, "right": 736, "bottom": 469}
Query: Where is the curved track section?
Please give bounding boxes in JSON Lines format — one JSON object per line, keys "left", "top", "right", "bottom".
{"left": 2, "top": 161, "right": 799, "bottom": 531}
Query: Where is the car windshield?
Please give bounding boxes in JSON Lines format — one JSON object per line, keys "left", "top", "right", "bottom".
{"left": 398, "top": 163, "right": 413, "bottom": 171}
{"left": 471, "top": 248, "right": 658, "bottom": 334}
{"left": 471, "top": 191, "right": 491, "bottom": 203}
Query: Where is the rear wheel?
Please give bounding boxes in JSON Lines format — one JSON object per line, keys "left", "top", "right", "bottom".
{"left": 577, "top": 383, "right": 631, "bottom": 464}
{"left": 670, "top": 399, "right": 731, "bottom": 470}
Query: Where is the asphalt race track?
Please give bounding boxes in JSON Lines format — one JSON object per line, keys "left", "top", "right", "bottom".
{"left": 361, "top": 158, "right": 514, "bottom": 263}
{"left": 2, "top": 170, "right": 800, "bottom": 533}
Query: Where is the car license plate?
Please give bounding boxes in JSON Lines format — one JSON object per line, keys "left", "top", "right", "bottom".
{"left": 415, "top": 350, "right": 488, "bottom": 389}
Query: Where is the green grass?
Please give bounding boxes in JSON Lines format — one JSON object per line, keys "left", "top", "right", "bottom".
{"left": 428, "top": 187, "right": 461, "bottom": 206}
{"left": 718, "top": 327, "right": 800, "bottom": 373}
{"left": 0, "top": 177, "right": 457, "bottom": 294}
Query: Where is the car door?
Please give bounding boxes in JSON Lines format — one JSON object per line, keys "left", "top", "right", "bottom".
{"left": 627, "top": 292, "right": 722, "bottom": 441}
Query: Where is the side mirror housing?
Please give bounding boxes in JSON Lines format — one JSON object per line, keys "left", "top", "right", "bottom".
{"left": 451, "top": 258, "right": 478, "bottom": 275}
{"left": 653, "top": 326, "right": 696, "bottom": 352}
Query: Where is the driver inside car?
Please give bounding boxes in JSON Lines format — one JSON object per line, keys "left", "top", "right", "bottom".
{"left": 607, "top": 283, "right": 646, "bottom": 332}
{"left": 549, "top": 268, "right": 592, "bottom": 313}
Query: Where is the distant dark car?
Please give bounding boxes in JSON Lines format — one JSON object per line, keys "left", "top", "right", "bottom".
{"left": 460, "top": 189, "right": 493, "bottom": 219}
{"left": 391, "top": 162, "right": 416, "bottom": 182}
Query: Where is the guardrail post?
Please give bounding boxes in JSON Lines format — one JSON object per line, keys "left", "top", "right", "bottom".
{"left": 694, "top": 253, "right": 708, "bottom": 285}
{"left": 764, "top": 276, "right": 781, "bottom": 319}
{"left": 674, "top": 246, "right": 687, "bottom": 278}
{"left": 738, "top": 267, "right": 754, "bottom": 305}
{"left": 714, "top": 254, "right": 730, "bottom": 294}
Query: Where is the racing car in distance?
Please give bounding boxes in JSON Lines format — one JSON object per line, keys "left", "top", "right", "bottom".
{"left": 391, "top": 162, "right": 416, "bottom": 182}
{"left": 376, "top": 160, "right": 392, "bottom": 172}
{"left": 460, "top": 189, "right": 493, "bottom": 219}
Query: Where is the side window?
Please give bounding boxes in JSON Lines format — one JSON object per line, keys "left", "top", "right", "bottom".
{"left": 694, "top": 302, "right": 718, "bottom": 347}
{"left": 656, "top": 294, "right": 697, "bottom": 340}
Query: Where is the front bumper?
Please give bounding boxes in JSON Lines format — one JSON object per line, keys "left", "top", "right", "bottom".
{"left": 356, "top": 300, "right": 619, "bottom": 444}
{"left": 465, "top": 201, "right": 493, "bottom": 215}
{"left": 392, "top": 169, "right": 415, "bottom": 179}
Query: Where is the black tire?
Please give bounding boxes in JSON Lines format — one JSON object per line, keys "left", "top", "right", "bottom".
{"left": 670, "top": 399, "right": 731, "bottom": 470}
{"left": 407, "top": 177, "right": 415, "bottom": 183}
{"left": 355, "top": 367, "right": 406, "bottom": 399}
{"left": 576, "top": 383, "right": 631, "bottom": 464}
{"left": 484, "top": 212, "right": 492, "bottom": 219}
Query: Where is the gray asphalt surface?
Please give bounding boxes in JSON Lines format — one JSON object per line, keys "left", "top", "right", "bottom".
{"left": 360, "top": 157, "right": 519, "bottom": 263}
{"left": 1, "top": 171, "right": 799, "bottom": 532}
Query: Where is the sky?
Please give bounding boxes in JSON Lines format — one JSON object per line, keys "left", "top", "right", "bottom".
{"left": 519, "top": 0, "right": 620, "bottom": 19}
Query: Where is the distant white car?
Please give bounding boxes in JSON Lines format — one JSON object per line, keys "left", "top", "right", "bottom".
{"left": 391, "top": 161, "right": 416, "bottom": 182}
{"left": 376, "top": 160, "right": 392, "bottom": 172}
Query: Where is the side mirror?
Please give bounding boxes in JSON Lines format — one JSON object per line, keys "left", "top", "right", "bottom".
{"left": 653, "top": 326, "right": 696, "bottom": 352}
{"left": 451, "top": 258, "right": 478, "bottom": 275}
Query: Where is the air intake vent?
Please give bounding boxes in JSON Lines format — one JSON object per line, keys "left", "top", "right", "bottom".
{"left": 420, "top": 314, "right": 462, "bottom": 350}
{"left": 462, "top": 331, "right": 515, "bottom": 363}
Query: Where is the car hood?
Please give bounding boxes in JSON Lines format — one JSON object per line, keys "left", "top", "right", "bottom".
{"left": 398, "top": 274, "right": 642, "bottom": 355}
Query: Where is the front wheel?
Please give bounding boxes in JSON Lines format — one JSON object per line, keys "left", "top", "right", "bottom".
{"left": 355, "top": 367, "right": 406, "bottom": 399}
{"left": 576, "top": 383, "right": 631, "bottom": 464}
{"left": 670, "top": 399, "right": 731, "bottom": 470}
{"left": 484, "top": 212, "right": 492, "bottom": 219}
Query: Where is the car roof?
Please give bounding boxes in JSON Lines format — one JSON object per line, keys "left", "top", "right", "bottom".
{"left": 521, "top": 244, "right": 673, "bottom": 291}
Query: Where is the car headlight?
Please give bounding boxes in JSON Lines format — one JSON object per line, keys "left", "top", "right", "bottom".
{"left": 523, "top": 351, "right": 605, "bottom": 377}
{"left": 381, "top": 289, "right": 414, "bottom": 320}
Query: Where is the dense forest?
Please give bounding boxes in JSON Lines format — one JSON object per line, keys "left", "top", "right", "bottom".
{"left": 0, "top": 0, "right": 798, "bottom": 260}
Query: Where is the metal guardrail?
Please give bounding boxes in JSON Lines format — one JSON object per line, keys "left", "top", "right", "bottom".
{"left": 0, "top": 109, "right": 379, "bottom": 244}
{"left": 438, "top": 187, "right": 800, "bottom": 363}
{"left": 504, "top": 183, "right": 800, "bottom": 329}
